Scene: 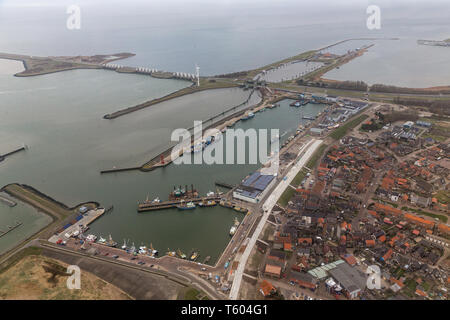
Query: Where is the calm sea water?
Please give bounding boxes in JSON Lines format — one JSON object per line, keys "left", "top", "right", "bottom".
{"left": 1, "top": 0, "right": 449, "bottom": 78}
{"left": 323, "top": 38, "right": 450, "bottom": 87}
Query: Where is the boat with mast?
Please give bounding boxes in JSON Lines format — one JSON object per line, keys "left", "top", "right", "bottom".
{"left": 177, "top": 200, "right": 196, "bottom": 210}
{"left": 97, "top": 236, "right": 106, "bottom": 244}
{"left": 190, "top": 249, "right": 199, "bottom": 261}
{"left": 106, "top": 235, "right": 117, "bottom": 247}
{"left": 198, "top": 199, "right": 216, "bottom": 207}
{"left": 229, "top": 217, "right": 240, "bottom": 236}
{"left": 121, "top": 239, "right": 128, "bottom": 250}
{"left": 177, "top": 249, "right": 187, "bottom": 259}
{"left": 150, "top": 243, "right": 158, "bottom": 256}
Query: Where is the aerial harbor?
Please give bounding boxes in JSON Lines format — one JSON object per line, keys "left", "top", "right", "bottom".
{"left": 0, "top": 0, "right": 449, "bottom": 306}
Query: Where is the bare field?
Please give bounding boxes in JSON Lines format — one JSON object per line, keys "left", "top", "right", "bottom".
{"left": 0, "top": 255, "right": 131, "bottom": 300}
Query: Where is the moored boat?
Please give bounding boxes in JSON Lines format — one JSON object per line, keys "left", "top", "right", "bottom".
{"left": 198, "top": 200, "right": 216, "bottom": 207}
{"left": 97, "top": 236, "right": 106, "bottom": 244}
{"left": 106, "top": 235, "right": 117, "bottom": 247}
{"left": 121, "top": 239, "right": 128, "bottom": 250}
{"left": 190, "top": 250, "right": 199, "bottom": 261}
{"left": 241, "top": 111, "right": 255, "bottom": 120}
{"left": 177, "top": 249, "right": 187, "bottom": 259}
{"left": 219, "top": 200, "right": 235, "bottom": 209}
{"left": 233, "top": 206, "right": 248, "bottom": 214}
{"left": 177, "top": 201, "right": 196, "bottom": 210}
{"left": 150, "top": 243, "right": 158, "bottom": 256}
{"left": 151, "top": 197, "right": 161, "bottom": 204}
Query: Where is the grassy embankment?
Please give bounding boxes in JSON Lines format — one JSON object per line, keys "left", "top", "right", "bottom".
{"left": 0, "top": 246, "right": 42, "bottom": 274}
{"left": 180, "top": 287, "right": 209, "bottom": 300}
{"left": 329, "top": 114, "right": 369, "bottom": 140}
{"left": 434, "top": 190, "right": 450, "bottom": 204}
{"left": 418, "top": 117, "right": 450, "bottom": 142}
{"left": 1, "top": 183, "right": 97, "bottom": 221}
{"left": 0, "top": 253, "right": 131, "bottom": 299}
{"left": 277, "top": 143, "right": 328, "bottom": 206}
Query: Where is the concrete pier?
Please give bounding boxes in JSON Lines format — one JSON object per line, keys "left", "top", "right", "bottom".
{"left": 0, "top": 221, "right": 23, "bottom": 238}
{"left": 0, "top": 146, "right": 26, "bottom": 162}
{"left": 137, "top": 196, "right": 221, "bottom": 212}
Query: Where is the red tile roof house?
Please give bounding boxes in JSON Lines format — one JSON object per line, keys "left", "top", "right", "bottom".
{"left": 298, "top": 237, "right": 313, "bottom": 246}
{"left": 341, "top": 254, "right": 357, "bottom": 266}
{"left": 264, "top": 264, "right": 282, "bottom": 279}
{"left": 259, "top": 280, "right": 277, "bottom": 297}
{"left": 284, "top": 242, "right": 293, "bottom": 252}
{"left": 365, "top": 239, "right": 375, "bottom": 247}
{"left": 289, "top": 271, "right": 318, "bottom": 291}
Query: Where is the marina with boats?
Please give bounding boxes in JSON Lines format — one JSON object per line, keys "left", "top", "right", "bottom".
{"left": 3, "top": 87, "right": 327, "bottom": 264}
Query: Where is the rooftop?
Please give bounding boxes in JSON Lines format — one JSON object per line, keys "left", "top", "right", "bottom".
{"left": 328, "top": 263, "right": 367, "bottom": 294}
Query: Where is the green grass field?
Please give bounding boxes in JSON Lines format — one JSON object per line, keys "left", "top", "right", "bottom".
{"left": 329, "top": 114, "right": 369, "bottom": 140}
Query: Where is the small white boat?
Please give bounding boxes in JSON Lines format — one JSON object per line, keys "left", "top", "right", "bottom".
{"left": 86, "top": 234, "right": 97, "bottom": 242}
{"left": 98, "top": 236, "right": 106, "bottom": 244}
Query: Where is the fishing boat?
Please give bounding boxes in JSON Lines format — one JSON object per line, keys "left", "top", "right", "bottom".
{"left": 177, "top": 249, "right": 187, "bottom": 259}
{"left": 290, "top": 100, "right": 301, "bottom": 107}
{"left": 233, "top": 206, "right": 248, "bottom": 214}
{"left": 86, "top": 234, "right": 97, "bottom": 242}
{"left": 230, "top": 217, "right": 240, "bottom": 236}
{"left": 97, "top": 236, "right": 106, "bottom": 244}
{"left": 172, "top": 186, "right": 186, "bottom": 198}
{"left": 139, "top": 247, "right": 147, "bottom": 254}
{"left": 206, "top": 191, "right": 215, "bottom": 197}
{"left": 177, "top": 201, "right": 196, "bottom": 210}
{"left": 150, "top": 243, "right": 158, "bottom": 256}
{"left": 106, "top": 235, "right": 117, "bottom": 247}
{"left": 190, "top": 250, "right": 199, "bottom": 261}
{"left": 129, "top": 242, "right": 136, "bottom": 255}
{"left": 241, "top": 112, "right": 255, "bottom": 120}
{"left": 198, "top": 200, "right": 216, "bottom": 207}
{"left": 121, "top": 239, "right": 128, "bottom": 250}
{"left": 167, "top": 249, "right": 176, "bottom": 257}
{"left": 219, "top": 200, "right": 235, "bottom": 209}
